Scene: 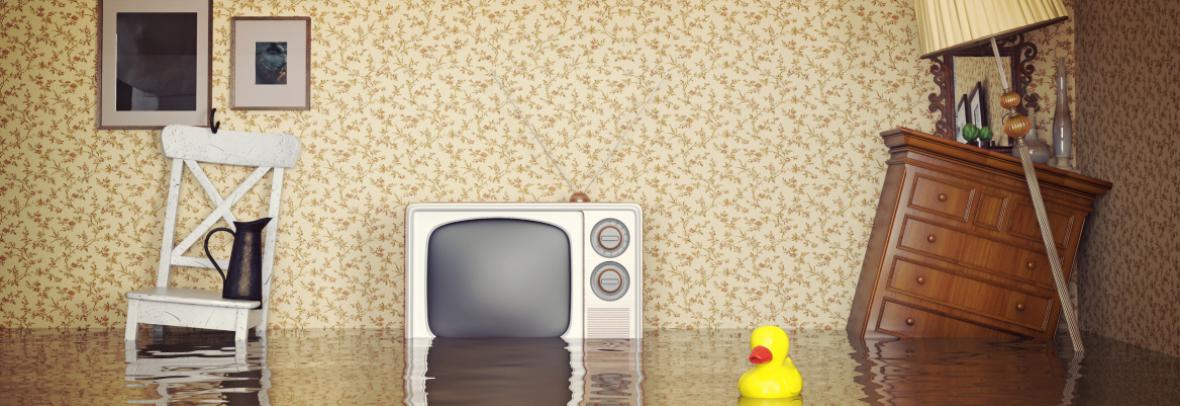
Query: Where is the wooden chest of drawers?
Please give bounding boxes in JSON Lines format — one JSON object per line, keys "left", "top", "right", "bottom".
{"left": 847, "top": 128, "right": 1111, "bottom": 340}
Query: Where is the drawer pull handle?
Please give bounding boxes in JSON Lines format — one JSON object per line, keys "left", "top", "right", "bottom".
{"left": 1026, "top": 261, "right": 1036, "bottom": 270}
{"left": 937, "top": 193, "right": 948, "bottom": 202}
{"left": 916, "top": 276, "right": 926, "bottom": 285}
{"left": 926, "top": 234, "right": 937, "bottom": 243}
{"left": 1016, "top": 303, "right": 1026, "bottom": 311}
{"left": 905, "top": 317, "right": 915, "bottom": 326}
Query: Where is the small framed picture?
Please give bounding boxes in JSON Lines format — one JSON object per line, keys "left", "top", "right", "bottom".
{"left": 231, "top": 17, "right": 311, "bottom": 110}
{"left": 97, "top": 0, "right": 212, "bottom": 129}
{"left": 955, "top": 94, "right": 968, "bottom": 143}
{"left": 968, "top": 81, "right": 989, "bottom": 128}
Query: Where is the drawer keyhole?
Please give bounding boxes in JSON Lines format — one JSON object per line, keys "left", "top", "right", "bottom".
{"left": 915, "top": 276, "right": 926, "bottom": 285}
{"left": 1016, "top": 303, "right": 1026, "bottom": 312}
{"left": 905, "top": 317, "right": 915, "bottom": 326}
{"left": 926, "top": 234, "right": 937, "bottom": 243}
{"left": 937, "top": 193, "right": 948, "bottom": 202}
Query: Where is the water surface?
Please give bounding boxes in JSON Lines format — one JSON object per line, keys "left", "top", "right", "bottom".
{"left": 0, "top": 329, "right": 1177, "bottom": 404}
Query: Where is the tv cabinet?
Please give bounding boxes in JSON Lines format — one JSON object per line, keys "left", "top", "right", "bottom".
{"left": 848, "top": 128, "right": 1111, "bottom": 340}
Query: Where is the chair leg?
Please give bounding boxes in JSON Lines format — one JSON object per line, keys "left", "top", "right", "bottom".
{"left": 234, "top": 309, "right": 249, "bottom": 344}
{"left": 125, "top": 300, "right": 139, "bottom": 342}
{"left": 233, "top": 309, "right": 249, "bottom": 362}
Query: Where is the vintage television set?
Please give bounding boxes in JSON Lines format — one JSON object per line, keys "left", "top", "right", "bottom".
{"left": 405, "top": 203, "right": 643, "bottom": 339}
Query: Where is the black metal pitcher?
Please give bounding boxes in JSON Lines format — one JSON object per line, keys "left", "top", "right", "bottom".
{"left": 203, "top": 217, "right": 271, "bottom": 302}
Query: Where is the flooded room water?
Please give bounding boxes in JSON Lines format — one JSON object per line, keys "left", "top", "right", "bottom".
{"left": 1, "top": 328, "right": 1178, "bottom": 404}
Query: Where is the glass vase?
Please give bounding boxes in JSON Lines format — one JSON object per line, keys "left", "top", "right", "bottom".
{"left": 1051, "top": 58, "right": 1074, "bottom": 170}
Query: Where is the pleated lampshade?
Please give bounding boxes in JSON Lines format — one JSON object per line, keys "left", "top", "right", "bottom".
{"left": 914, "top": 0, "right": 1069, "bottom": 58}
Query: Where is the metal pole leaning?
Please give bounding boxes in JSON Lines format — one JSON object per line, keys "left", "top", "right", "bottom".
{"left": 1015, "top": 138, "right": 1085, "bottom": 352}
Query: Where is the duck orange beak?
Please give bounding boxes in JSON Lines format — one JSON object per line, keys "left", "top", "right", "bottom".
{"left": 748, "top": 345, "right": 772, "bottom": 364}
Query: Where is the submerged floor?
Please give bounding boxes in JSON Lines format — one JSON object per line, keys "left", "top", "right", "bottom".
{"left": 1, "top": 328, "right": 1178, "bottom": 405}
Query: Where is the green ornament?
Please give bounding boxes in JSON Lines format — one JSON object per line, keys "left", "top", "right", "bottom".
{"left": 962, "top": 124, "right": 979, "bottom": 142}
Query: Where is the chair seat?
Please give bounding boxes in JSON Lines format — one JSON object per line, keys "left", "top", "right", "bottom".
{"left": 127, "top": 287, "right": 260, "bottom": 309}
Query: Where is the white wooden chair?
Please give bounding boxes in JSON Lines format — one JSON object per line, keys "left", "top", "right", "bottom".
{"left": 125, "top": 125, "right": 299, "bottom": 346}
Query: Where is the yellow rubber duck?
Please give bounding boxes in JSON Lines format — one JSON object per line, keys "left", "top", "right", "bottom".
{"left": 738, "top": 325, "right": 803, "bottom": 399}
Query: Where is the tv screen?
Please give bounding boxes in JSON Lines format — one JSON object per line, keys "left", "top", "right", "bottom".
{"left": 427, "top": 218, "right": 571, "bottom": 338}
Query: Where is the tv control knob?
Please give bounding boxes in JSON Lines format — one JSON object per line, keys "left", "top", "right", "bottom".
{"left": 598, "top": 268, "right": 623, "bottom": 293}
{"left": 591, "top": 218, "right": 630, "bottom": 258}
{"left": 597, "top": 226, "right": 624, "bottom": 250}
{"left": 590, "top": 262, "right": 630, "bottom": 301}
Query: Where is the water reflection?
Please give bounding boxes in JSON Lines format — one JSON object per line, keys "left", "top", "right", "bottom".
{"left": 850, "top": 338, "right": 1070, "bottom": 404}
{"left": 736, "top": 397, "right": 804, "bottom": 406}
{"left": 405, "top": 338, "right": 643, "bottom": 405}
{"left": 125, "top": 329, "right": 269, "bottom": 405}
{"left": 0, "top": 329, "right": 1178, "bottom": 404}
{"left": 848, "top": 335, "right": 1180, "bottom": 405}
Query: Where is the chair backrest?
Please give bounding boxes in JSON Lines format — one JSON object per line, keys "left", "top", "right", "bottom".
{"left": 157, "top": 125, "right": 300, "bottom": 324}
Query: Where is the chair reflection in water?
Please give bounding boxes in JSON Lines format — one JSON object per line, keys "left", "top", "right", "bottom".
{"left": 404, "top": 338, "right": 643, "bottom": 406}
{"left": 125, "top": 329, "right": 271, "bottom": 405}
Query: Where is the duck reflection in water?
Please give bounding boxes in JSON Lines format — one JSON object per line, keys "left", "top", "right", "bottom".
{"left": 406, "top": 337, "right": 643, "bottom": 406}
{"left": 737, "top": 396, "right": 803, "bottom": 406}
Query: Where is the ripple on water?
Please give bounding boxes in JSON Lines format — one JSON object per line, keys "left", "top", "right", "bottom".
{"left": 0, "top": 328, "right": 1178, "bottom": 404}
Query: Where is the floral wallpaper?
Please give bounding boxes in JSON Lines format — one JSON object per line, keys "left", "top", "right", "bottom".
{"left": 1075, "top": 0, "right": 1180, "bottom": 357}
{"left": 1022, "top": 1, "right": 1079, "bottom": 145}
{"left": 7, "top": 0, "right": 1098, "bottom": 331}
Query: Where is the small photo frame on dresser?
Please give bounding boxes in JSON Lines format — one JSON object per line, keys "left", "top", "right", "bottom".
{"left": 231, "top": 17, "right": 311, "bottom": 110}
{"left": 97, "top": 0, "right": 212, "bottom": 129}
{"left": 955, "top": 94, "right": 968, "bottom": 143}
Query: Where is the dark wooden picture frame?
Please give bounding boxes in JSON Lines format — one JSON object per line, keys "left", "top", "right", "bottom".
{"left": 925, "top": 34, "right": 1040, "bottom": 141}
{"left": 230, "top": 17, "right": 312, "bottom": 110}
{"left": 97, "top": 0, "right": 213, "bottom": 129}
{"left": 955, "top": 94, "right": 968, "bottom": 142}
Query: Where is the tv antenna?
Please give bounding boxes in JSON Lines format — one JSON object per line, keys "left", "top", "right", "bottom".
{"left": 491, "top": 71, "right": 666, "bottom": 202}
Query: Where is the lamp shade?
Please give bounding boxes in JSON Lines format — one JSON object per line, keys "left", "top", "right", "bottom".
{"left": 914, "top": 0, "right": 1068, "bottom": 57}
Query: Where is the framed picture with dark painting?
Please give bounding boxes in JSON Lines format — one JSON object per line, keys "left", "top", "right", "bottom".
{"left": 231, "top": 17, "right": 311, "bottom": 110}
{"left": 98, "top": 0, "right": 212, "bottom": 129}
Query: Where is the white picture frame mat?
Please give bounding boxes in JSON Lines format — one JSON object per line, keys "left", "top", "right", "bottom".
{"left": 100, "top": 0, "right": 210, "bottom": 128}
{"left": 233, "top": 19, "right": 308, "bottom": 109}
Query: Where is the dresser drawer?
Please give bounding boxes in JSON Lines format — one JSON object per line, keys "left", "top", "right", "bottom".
{"left": 908, "top": 173, "right": 975, "bottom": 221}
{"left": 888, "top": 259, "right": 1052, "bottom": 331}
{"left": 1004, "top": 201, "right": 1076, "bottom": 246}
{"left": 876, "top": 300, "right": 1017, "bottom": 339}
{"left": 898, "top": 217, "right": 965, "bottom": 262}
{"left": 958, "top": 238, "right": 1055, "bottom": 288}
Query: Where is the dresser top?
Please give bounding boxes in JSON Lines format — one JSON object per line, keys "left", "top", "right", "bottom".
{"left": 882, "top": 127, "right": 1112, "bottom": 197}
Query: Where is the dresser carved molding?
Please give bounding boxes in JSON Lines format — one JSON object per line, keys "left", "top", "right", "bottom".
{"left": 848, "top": 128, "right": 1112, "bottom": 340}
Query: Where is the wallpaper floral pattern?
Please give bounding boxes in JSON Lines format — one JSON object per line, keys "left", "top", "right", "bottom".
{"left": 6, "top": 0, "right": 1100, "bottom": 331}
{"left": 1075, "top": 0, "right": 1180, "bottom": 357}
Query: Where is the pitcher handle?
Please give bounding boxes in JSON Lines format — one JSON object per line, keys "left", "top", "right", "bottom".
{"left": 203, "top": 227, "right": 235, "bottom": 281}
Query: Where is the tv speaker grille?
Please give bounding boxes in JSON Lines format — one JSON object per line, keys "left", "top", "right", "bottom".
{"left": 585, "top": 308, "right": 632, "bottom": 338}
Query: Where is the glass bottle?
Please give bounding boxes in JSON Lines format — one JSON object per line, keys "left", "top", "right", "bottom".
{"left": 1051, "top": 58, "right": 1074, "bottom": 170}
